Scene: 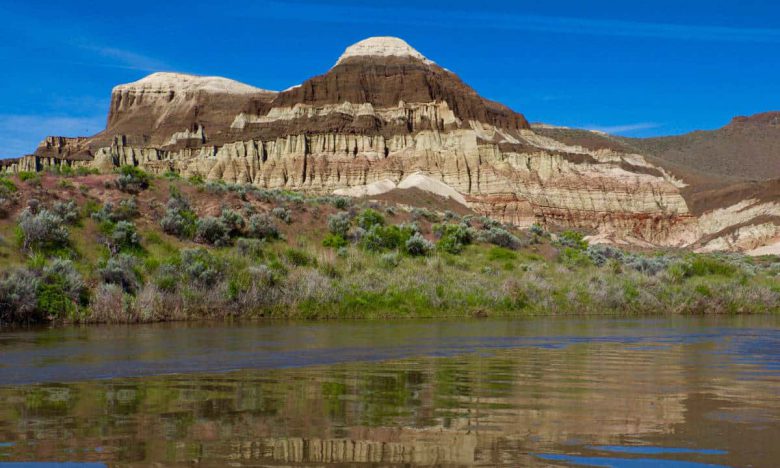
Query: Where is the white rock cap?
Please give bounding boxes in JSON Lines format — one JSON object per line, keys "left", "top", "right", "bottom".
{"left": 336, "top": 37, "right": 433, "bottom": 65}
{"left": 113, "top": 72, "right": 273, "bottom": 94}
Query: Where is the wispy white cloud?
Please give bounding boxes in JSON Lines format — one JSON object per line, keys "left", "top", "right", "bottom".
{"left": 583, "top": 122, "right": 662, "bottom": 135}
{"left": 0, "top": 114, "right": 105, "bottom": 159}
{"left": 77, "top": 45, "right": 170, "bottom": 72}
{"left": 246, "top": 2, "right": 780, "bottom": 43}
{"left": 0, "top": 4, "right": 171, "bottom": 72}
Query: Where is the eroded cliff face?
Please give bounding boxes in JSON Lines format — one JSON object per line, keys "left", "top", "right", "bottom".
{"left": 2, "top": 37, "right": 778, "bottom": 253}
{"left": 83, "top": 119, "right": 694, "bottom": 245}
{"left": 104, "top": 72, "right": 277, "bottom": 148}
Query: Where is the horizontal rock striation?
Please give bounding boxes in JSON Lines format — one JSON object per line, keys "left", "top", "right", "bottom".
{"left": 81, "top": 125, "right": 694, "bottom": 244}
{"left": 105, "top": 72, "right": 277, "bottom": 148}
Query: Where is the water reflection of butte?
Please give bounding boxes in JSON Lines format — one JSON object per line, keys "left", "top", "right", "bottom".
{"left": 455, "top": 392, "right": 687, "bottom": 442}
{"left": 433, "top": 347, "right": 692, "bottom": 445}
{"left": 230, "top": 427, "right": 477, "bottom": 465}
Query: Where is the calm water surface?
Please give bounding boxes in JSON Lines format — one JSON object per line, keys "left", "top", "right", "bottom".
{"left": 0, "top": 316, "right": 778, "bottom": 467}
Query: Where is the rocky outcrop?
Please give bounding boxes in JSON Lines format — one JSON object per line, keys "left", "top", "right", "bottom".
{"left": 104, "top": 72, "right": 276, "bottom": 147}
{"left": 34, "top": 136, "right": 92, "bottom": 160}
{"left": 1, "top": 153, "right": 92, "bottom": 173}
{"left": 2, "top": 36, "right": 779, "bottom": 253}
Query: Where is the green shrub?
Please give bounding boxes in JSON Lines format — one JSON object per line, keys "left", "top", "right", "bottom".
{"left": 0, "top": 195, "right": 14, "bottom": 219}
{"left": 688, "top": 256, "right": 737, "bottom": 278}
{"left": 116, "top": 165, "right": 150, "bottom": 193}
{"left": 558, "top": 230, "right": 588, "bottom": 250}
{"left": 18, "top": 171, "right": 39, "bottom": 183}
{"left": 26, "top": 198, "right": 40, "bottom": 213}
{"left": 0, "top": 269, "right": 41, "bottom": 323}
{"left": 0, "top": 178, "right": 15, "bottom": 219}
{"left": 181, "top": 248, "right": 223, "bottom": 286}
{"left": 586, "top": 244, "right": 671, "bottom": 276}
{"left": 667, "top": 261, "right": 690, "bottom": 282}
{"left": 284, "top": 248, "right": 314, "bottom": 267}
{"left": 444, "top": 210, "right": 458, "bottom": 221}
{"left": 188, "top": 174, "right": 205, "bottom": 185}
{"left": 694, "top": 284, "right": 712, "bottom": 297}
{"left": 115, "top": 197, "right": 139, "bottom": 220}
{"left": 56, "top": 178, "right": 74, "bottom": 189}
{"left": 466, "top": 215, "right": 501, "bottom": 230}
{"left": 560, "top": 247, "right": 593, "bottom": 267}
{"left": 0, "top": 177, "right": 17, "bottom": 193}
{"left": 436, "top": 223, "right": 472, "bottom": 254}
{"left": 90, "top": 202, "right": 114, "bottom": 224}
{"left": 44, "top": 259, "right": 85, "bottom": 299}
{"left": 624, "top": 256, "right": 671, "bottom": 276}
{"left": 154, "top": 264, "right": 179, "bottom": 293}
{"left": 272, "top": 207, "right": 292, "bottom": 224}
{"left": 220, "top": 209, "right": 245, "bottom": 237}
{"left": 18, "top": 209, "right": 69, "bottom": 251}
{"left": 82, "top": 199, "right": 101, "bottom": 217}
{"left": 110, "top": 221, "right": 141, "bottom": 252}
{"left": 195, "top": 216, "right": 231, "bottom": 246}
{"left": 479, "top": 227, "right": 522, "bottom": 249}
{"left": 529, "top": 223, "right": 545, "bottom": 236}
{"left": 586, "top": 244, "right": 624, "bottom": 266}
{"left": 356, "top": 208, "right": 385, "bottom": 230}
{"left": 411, "top": 207, "right": 440, "bottom": 222}
{"left": 99, "top": 254, "right": 141, "bottom": 294}
{"left": 160, "top": 192, "right": 198, "bottom": 239}
{"left": 405, "top": 233, "right": 434, "bottom": 256}
{"left": 323, "top": 233, "right": 348, "bottom": 248}
{"left": 236, "top": 238, "right": 265, "bottom": 259}
{"left": 36, "top": 281, "right": 74, "bottom": 318}
{"left": 361, "top": 224, "right": 415, "bottom": 252}
{"left": 247, "top": 213, "right": 280, "bottom": 240}
{"left": 51, "top": 200, "right": 80, "bottom": 225}
{"left": 380, "top": 252, "right": 401, "bottom": 268}
{"left": 205, "top": 180, "right": 227, "bottom": 194}
{"left": 327, "top": 212, "right": 352, "bottom": 237}
{"left": 0, "top": 199, "right": 11, "bottom": 219}
{"left": 36, "top": 259, "right": 86, "bottom": 318}
{"left": 333, "top": 197, "right": 350, "bottom": 209}
{"left": 161, "top": 209, "right": 197, "bottom": 239}
{"left": 226, "top": 271, "right": 253, "bottom": 301}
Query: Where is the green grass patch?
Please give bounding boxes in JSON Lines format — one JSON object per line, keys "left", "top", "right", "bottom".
{"left": 487, "top": 246, "right": 517, "bottom": 262}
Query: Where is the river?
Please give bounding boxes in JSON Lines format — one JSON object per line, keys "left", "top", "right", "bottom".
{"left": 0, "top": 316, "right": 778, "bottom": 466}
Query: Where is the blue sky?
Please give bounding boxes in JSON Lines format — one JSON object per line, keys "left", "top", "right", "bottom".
{"left": 1, "top": 0, "right": 779, "bottom": 158}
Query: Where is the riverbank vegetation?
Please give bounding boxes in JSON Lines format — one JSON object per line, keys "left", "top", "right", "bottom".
{"left": 0, "top": 168, "right": 779, "bottom": 325}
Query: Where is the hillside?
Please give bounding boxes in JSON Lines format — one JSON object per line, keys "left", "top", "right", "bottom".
{"left": 622, "top": 112, "right": 780, "bottom": 182}
{"left": 1, "top": 169, "right": 778, "bottom": 326}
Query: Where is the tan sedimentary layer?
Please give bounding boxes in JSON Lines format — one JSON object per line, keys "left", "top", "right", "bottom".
{"left": 8, "top": 122, "right": 776, "bottom": 250}
{"left": 53, "top": 124, "right": 690, "bottom": 245}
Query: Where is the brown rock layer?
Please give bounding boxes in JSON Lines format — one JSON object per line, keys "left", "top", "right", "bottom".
{"left": 265, "top": 56, "right": 528, "bottom": 132}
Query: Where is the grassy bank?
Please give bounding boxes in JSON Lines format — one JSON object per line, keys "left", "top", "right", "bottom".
{"left": 1, "top": 168, "right": 779, "bottom": 325}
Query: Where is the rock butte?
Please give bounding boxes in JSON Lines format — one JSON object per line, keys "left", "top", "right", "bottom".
{"left": 113, "top": 72, "right": 273, "bottom": 95}
{"left": 2, "top": 36, "right": 779, "bottom": 253}
{"left": 335, "top": 36, "right": 434, "bottom": 65}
